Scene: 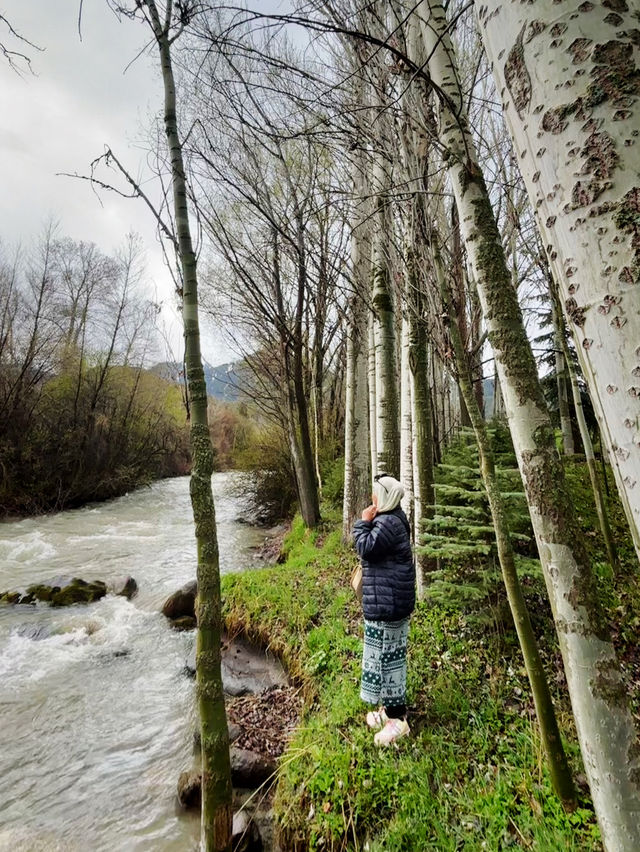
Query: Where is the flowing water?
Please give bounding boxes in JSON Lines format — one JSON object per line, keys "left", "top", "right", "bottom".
{"left": 0, "top": 474, "right": 266, "bottom": 852}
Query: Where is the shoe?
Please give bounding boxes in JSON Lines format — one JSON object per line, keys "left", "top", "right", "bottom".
{"left": 366, "top": 707, "right": 388, "bottom": 730}
{"left": 374, "top": 718, "right": 410, "bottom": 746}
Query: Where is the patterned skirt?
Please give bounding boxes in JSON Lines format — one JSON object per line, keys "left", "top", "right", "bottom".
{"left": 360, "top": 616, "right": 410, "bottom": 707}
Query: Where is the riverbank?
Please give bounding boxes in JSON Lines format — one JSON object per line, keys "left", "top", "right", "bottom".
{"left": 221, "top": 471, "right": 640, "bottom": 851}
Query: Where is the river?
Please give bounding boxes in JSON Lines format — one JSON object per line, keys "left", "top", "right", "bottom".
{"left": 0, "top": 474, "right": 267, "bottom": 852}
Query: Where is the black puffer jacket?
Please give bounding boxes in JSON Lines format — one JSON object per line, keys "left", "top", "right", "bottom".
{"left": 352, "top": 507, "right": 416, "bottom": 621}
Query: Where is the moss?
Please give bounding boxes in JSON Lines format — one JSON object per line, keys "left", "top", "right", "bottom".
{"left": 26, "top": 583, "right": 55, "bottom": 602}
{"left": 590, "top": 657, "right": 629, "bottom": 709}
{"left": 50, "top": 579, "right": 107, "bottom": 607}
{"left": 467, "top": 183, "right": 547, "bottom": 409}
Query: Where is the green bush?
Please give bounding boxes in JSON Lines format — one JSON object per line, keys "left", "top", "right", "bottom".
{"left": 233, "top": 424, "right": 298, "bottom": 524}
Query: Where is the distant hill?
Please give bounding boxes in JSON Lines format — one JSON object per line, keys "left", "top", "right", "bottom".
{"left": 150, "top": 360, "right": 244, "bottom": 402}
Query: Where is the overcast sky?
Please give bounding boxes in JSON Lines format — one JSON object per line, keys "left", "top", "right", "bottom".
{"left": 0, "top": 1, "right": 235, "bottom": 366}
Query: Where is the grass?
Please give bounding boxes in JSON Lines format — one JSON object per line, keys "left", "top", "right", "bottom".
{"left": 221, "top": 463, "right": 639, "bottom": 851}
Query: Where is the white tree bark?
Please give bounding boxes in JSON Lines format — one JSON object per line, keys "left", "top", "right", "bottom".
{"left": 343, "top": 155, "right": 372, "bottom": 537}
{"left": 371, "top": 148, "right": 400, "bottom": 476}
{"left": 414, "top": 2, "right": 640, "bottom": 846}
{"left": 476, "top": 0, "right": 640, "bottom": 558}
{"left": 400, "top": 312, "right": 415, "bottom": 518}
{"left": 368, "top": 310, "right": 378, "bottom": 479}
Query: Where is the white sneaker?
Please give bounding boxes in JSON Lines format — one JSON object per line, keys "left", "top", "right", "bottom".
{"left": 366, "top": 707, "right": 388, "bottom": 730}
{"left": 374, "top": 718, "right": 410, "bottom": 746}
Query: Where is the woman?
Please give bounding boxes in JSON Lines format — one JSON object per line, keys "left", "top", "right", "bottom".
{"left": 352, "top": 474, "right": 416, "bottom": 746}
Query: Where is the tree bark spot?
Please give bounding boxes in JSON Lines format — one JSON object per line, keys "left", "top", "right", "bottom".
{"left": 614, "top": 187, "right": 640, "bottom": 275}
{"left": 567, "top": 38, "right": 593, "bottom": 63}
{"left": 578, "top": 131, "right": 619, "bottom": 180}
{"left": 565, "top": 298, "right": 587, "bottom": 326}
{"left": 526, "top": 20, "right": 547, "bottom": 43}
{"left": 504, "top": 25, "right": 532, "bottom": 117}
{"left": 572, "top": 179, "right": 609, "bottom": 208}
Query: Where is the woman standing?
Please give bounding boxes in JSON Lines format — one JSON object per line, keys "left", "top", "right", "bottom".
{"left": 352, "top": 474, "right": 416, "bottom": 745}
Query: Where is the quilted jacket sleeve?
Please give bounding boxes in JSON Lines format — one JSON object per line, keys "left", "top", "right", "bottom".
{"left": 352, "top": 515, "right": 400, "bottom": 561}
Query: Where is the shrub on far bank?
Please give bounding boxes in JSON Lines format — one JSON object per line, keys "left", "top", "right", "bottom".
{"left": 233, "top": 424, "right": 298, "bottom": 525}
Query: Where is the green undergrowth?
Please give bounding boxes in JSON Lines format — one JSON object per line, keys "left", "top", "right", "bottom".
{"left": 220, "top": 452, "right": 639, "bottom": 851}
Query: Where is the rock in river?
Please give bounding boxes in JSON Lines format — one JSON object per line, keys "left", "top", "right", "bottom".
{"left": 177, "top": 769, "right": 201, "bottom": 809}
{"left": 162, "top": 580, "right": 197, "bottom": 622}
{"left": 1, "top": 577, "right": 109, "bottom": 607}
{"left": 109, "top": 575, "right": 138, "bottom": 600}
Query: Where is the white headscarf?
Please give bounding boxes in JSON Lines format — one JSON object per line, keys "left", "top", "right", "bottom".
{"left": 373, "top": 475, "right": 404, "bottom": 513}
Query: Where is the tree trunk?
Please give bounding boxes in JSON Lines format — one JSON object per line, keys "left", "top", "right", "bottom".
{"left": 409, "top": 283, "right": 435, "bottom": 598}
{"left": 343, "top": 156, "right": 372, "bottom": 537}
{"left": 293, "top": 217, "right": 321, "bottom": 529}
{"left": 416, "top": 3, "right": 640, "bottom": 847}
{"left": 476, "top": 0, "right": 640, "bottom": 561}
{"left": 557, "top": 305, "right": 618, "bottom": 569}
{"left": 400, "top": 312, "right": 415, "bottom": 519}
{"left": 552, "top": 300, "right": 575, "bottom": 455}
{"left": 371, "top": 151, "right": 400, "bottom": 476}
{"left": 367, "top": 310, "right": 378, "bottom": 479}
{"left": 144, "top": 3, "right": 232, "bottom": 850}
{"left": 435, "top": 229, "right": 577, "bottom": 810}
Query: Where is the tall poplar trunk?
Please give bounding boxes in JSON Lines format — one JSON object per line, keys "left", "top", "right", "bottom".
{"left": 556, "top": 301, "right": 618, "bottom": 569}
{"left": 434, "top": 229, "right": 576, "bottom": 809}
{"left": 432, "top": 352, "right": 445, "bottom": 459}
{"left": 415, "top": 3, "right": 640, "bottom": 847}
{"left": 144, "top": 3, "right": 231, "bottom": 849}
{"left": 343, "top": 155, "right": 372, "bottom": 537}
{"left": 552, "top": 301, "right": 575, "bottom": 455}
{"left": 408, "top": 274, "right": 435, "bottom": 597}
{"left": 371, "top": 151, "right": 400, "bottom": 476}
{"left": 400, "top": 312, "right": 415, "bottom": 519}
{"left": 367, "top": 312, "right": 378, "bottom": 479}
{"left": 493, "top": 368, "right": 504, "bottom": 419}
{"left": 293, "top": 217, "right": 321, "bottom": 528}
{"left": 476, "top": 0, "right": 640, "bottom": 560}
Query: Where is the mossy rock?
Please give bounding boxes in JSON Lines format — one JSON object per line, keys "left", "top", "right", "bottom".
{"left": 50, "top": 579, "right": 107, "bottom": 607}
{"left": 0, "top": 591, "right": 21, "bottom": 604}
{"left": 26, "top": 584, "right": 56, "bottom": 602}
{"left": 24, "top": 578, "right": 108, "bottom": 607}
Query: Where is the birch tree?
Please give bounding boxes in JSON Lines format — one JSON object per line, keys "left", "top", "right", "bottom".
{"left": 476, "top": 0, "right": 640, "bottom": 560}
{"left": 406, "top": 2, "right": 640, "bottom": 846}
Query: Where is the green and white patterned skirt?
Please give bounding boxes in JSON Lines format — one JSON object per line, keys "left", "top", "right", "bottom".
{"left": 360, "top": 617, "right": 410, "bottom": 707}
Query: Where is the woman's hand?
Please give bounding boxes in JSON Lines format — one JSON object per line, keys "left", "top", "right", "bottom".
{"left": 361, "top": 504, "right": 377, "bottom": 522}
